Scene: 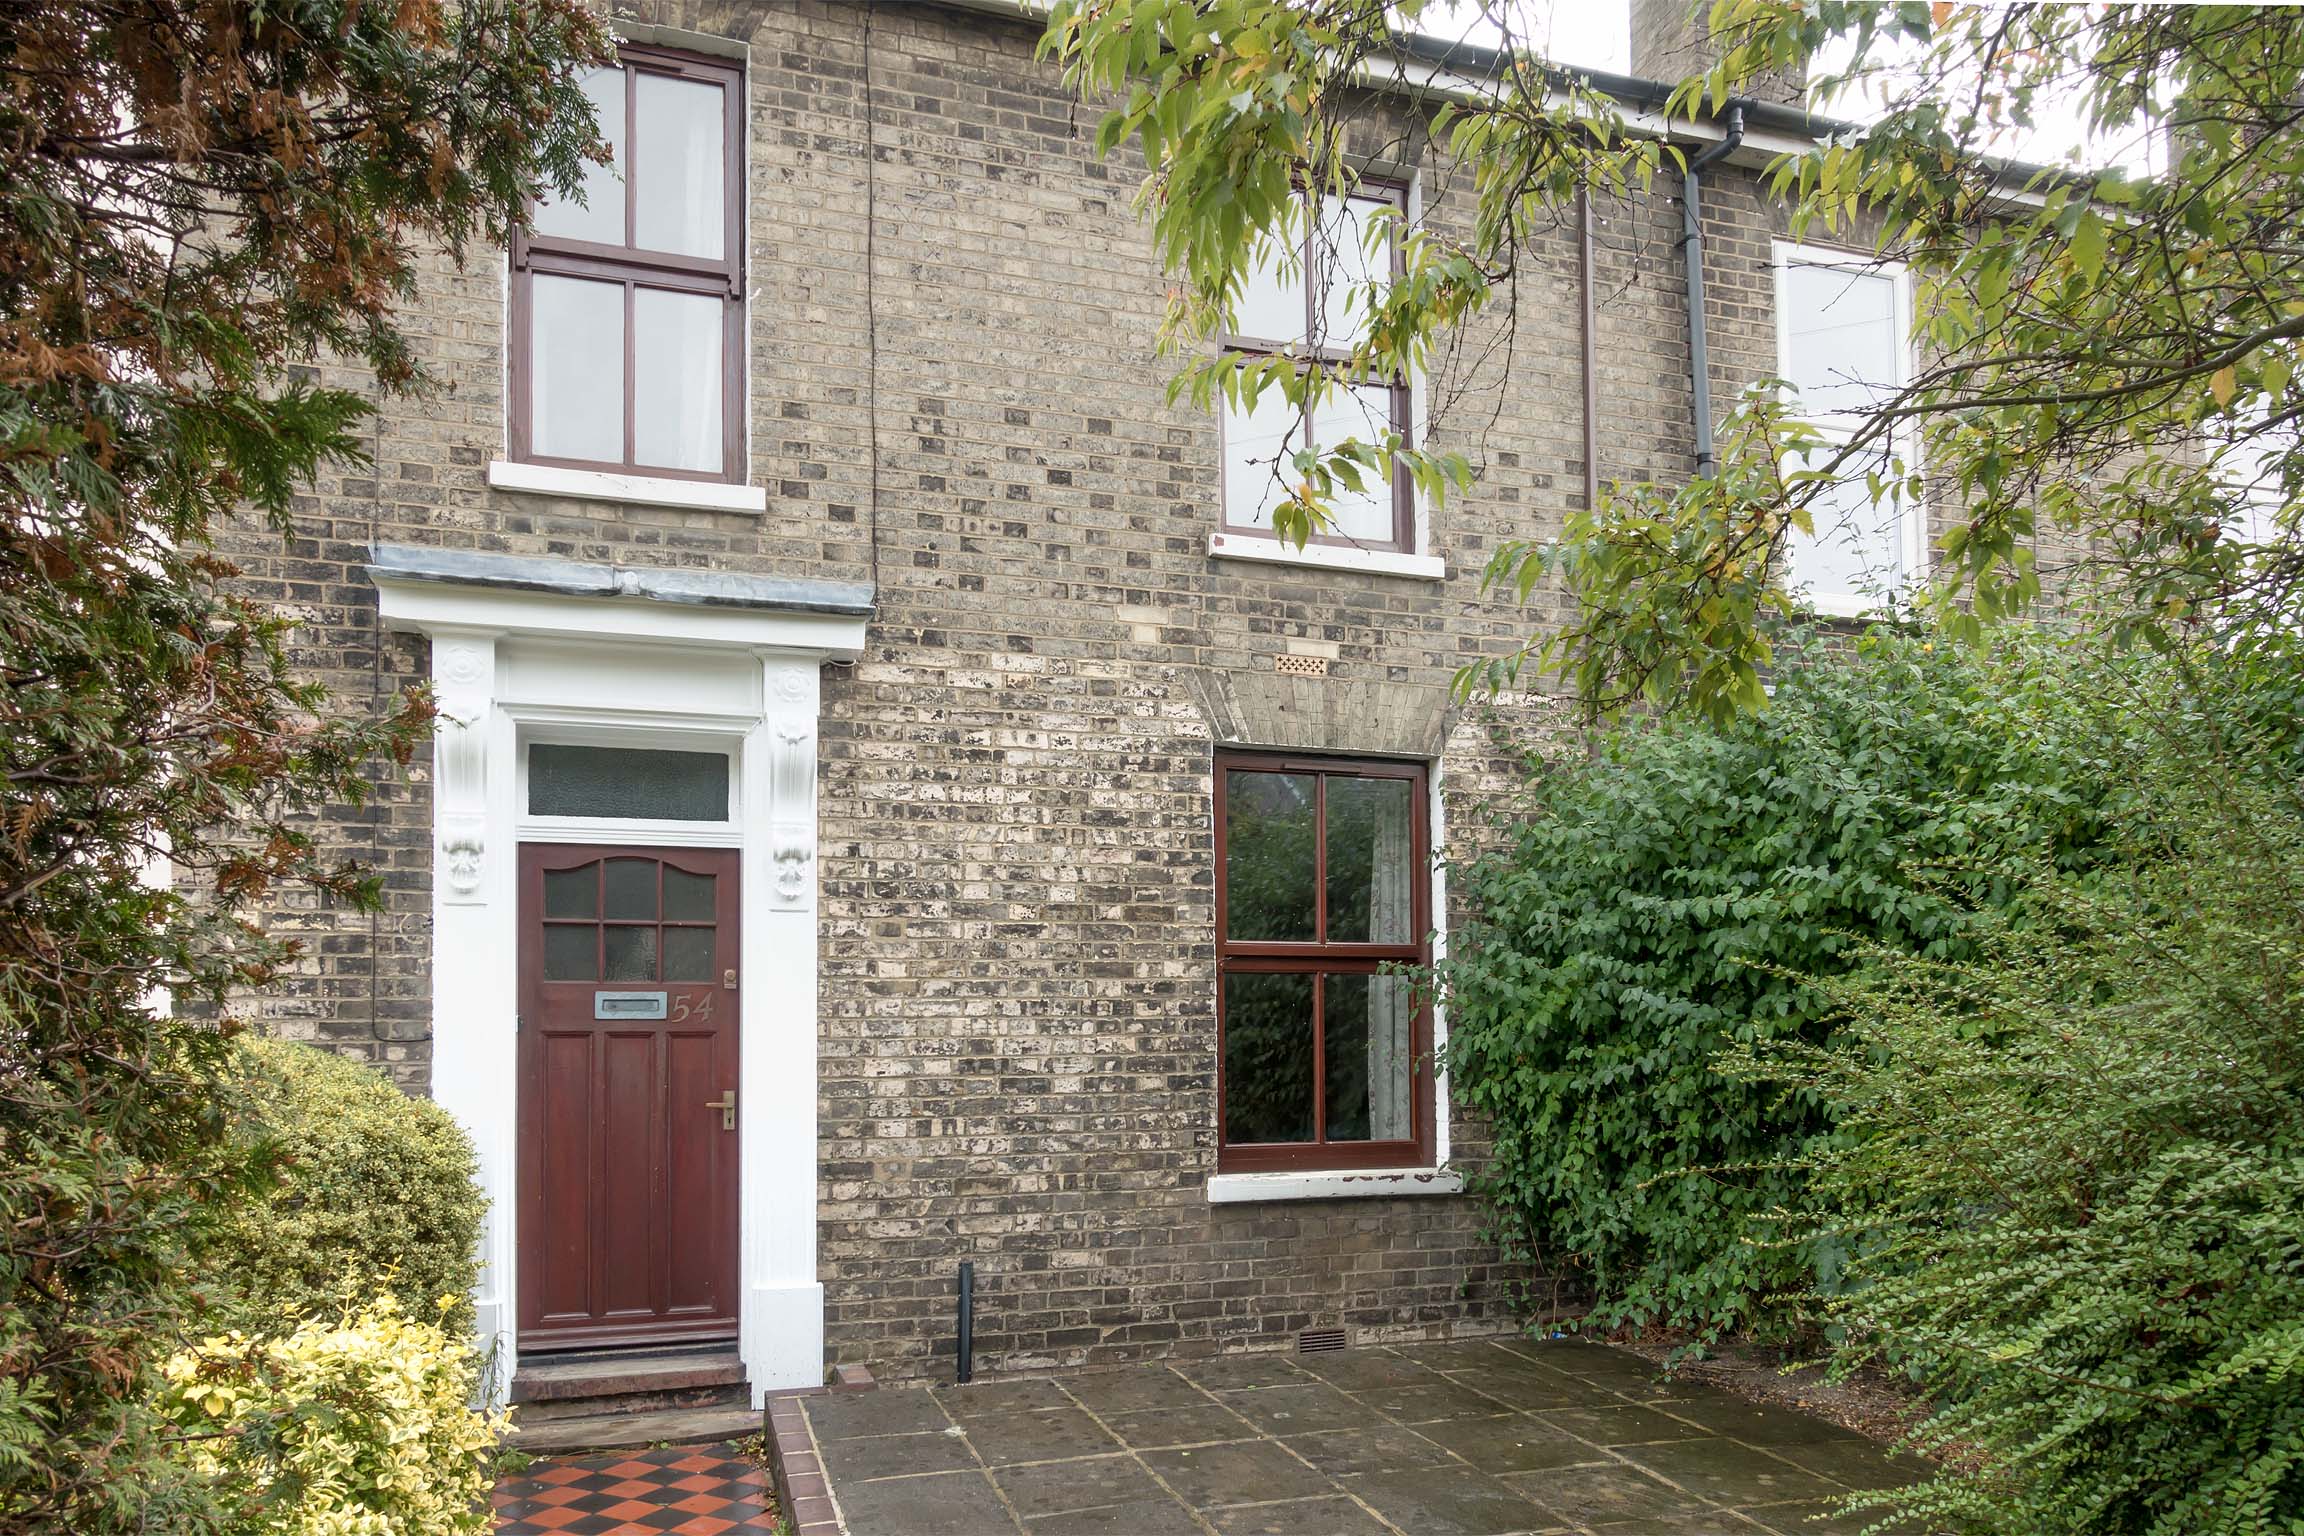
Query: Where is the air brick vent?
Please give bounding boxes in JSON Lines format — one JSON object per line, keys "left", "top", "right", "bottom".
{"left": 1297, "top": 1328, "right": 1349, "bottom": 1354}
{"left": 1274, "top": 654, "right": 1330, "bottom": 678}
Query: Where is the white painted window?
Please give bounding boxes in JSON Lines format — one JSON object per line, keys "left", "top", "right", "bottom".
{"left": 1219, "top": 183, "right": 1418, "bottom": 555}
{"left": 1773, "top": 242, "right": 1919, "bottom": 616}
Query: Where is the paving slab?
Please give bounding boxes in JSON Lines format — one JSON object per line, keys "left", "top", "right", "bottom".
{"left": 1207, "top": 1493, "right": 1398, "bottom": 1534}
{"left": 988, "top": 1453, "right": 1165, "bottom": 1517}
{"left": 1344, "top": 1465, "right": 1566, "bottom": 1535}
{"left": 1056, "top": 1366, "right": 1211, "bottom": 1414}
{"left": 799, "top": 1336, "right": 1929, "bottom": 1536}
{"left": 1615, "top": 1438, "right": 1846, "bottom": 1507}
{"left": 832, "top": 1468, "right": 1020, "bottom": 1535}
{"left": 961, "top": 1407, "right": 1122, "bottom": 1467}
{"left": 1220, "top": 1381, "right": 1389, "bottom": 1436}
{"left": 1139, "top": 1438, "right": 1337, "bottom": 1508}
{"left": 1507, "top": 1461, "right": 1721, "bottom": 1525}
{"left": 1022, "top": 1497, "right": 1207, "bottom": 1535}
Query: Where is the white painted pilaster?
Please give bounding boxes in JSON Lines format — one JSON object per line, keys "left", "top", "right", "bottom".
{"left": 740, "top": 657, "right": 826, "bottom": 1398}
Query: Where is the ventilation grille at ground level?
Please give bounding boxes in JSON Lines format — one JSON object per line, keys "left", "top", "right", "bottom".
{"left": 1297, "top": 1328, "right": 1349, "bottom": 1354}
{"left": 1274, "top": 653, "right": 1330, "bottom": 678}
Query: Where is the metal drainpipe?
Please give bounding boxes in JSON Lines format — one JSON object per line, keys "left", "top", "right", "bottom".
{"left": 1681, "top": 103, "right": 1748, "bottom": 477}
{"left": 1578, "top": 185, "right": 1600, "bottom": 514}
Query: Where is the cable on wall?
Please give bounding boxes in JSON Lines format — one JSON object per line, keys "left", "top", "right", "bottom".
{"left": 862, "top": 1, "right": 882, "bottom": 610}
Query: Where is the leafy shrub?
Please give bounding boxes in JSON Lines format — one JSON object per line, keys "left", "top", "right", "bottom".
{"left": 1436, "top": 628, "right": 2128, "bottom": 1338}
{"left": 1770, "top": 660, "right": 2304, "bottom": 1533}
{"left": 213, "top": 1040, "right": 485, "bottom": 1335}
{"left": 160, "top": 1296, "right": 505, "bottom": 1536}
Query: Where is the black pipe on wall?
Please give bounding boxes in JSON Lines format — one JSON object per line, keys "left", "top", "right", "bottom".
{"left": 956, "top": 1261, "right": 975, "bottom": 1386}
{"left": 1680, "top": 101, "right": 1748, "bottom": 476}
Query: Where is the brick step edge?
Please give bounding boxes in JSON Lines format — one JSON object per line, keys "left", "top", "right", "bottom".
{"left": 513, "top": 1381, "right": 752, "bottom": 1424}
{"left": 511, "top": 1351, "right": 746, "bottom": 1404}
{"left": 508, "top": 1403, "right": 761, "bottom": 1455}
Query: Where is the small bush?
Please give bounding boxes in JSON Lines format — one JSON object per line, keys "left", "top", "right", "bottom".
{"left": 160, "top": 1296, "right": 505, "bottom": 1536}
{"left": 1436, "top": 628, "right": 2129, "bottom": 1339}
{"left": 1768, "top": 658, "right": 2304, "bottom": 1533}
{"left": 214, "top": 1040, "right": 484, "bottom": 1334}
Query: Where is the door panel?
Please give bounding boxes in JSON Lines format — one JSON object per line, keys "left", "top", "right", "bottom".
{"left": 517, "top": 844, "right": 740, "bottom": 1350}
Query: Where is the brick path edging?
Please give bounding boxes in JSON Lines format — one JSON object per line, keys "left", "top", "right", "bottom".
{"left": 764, "top": 1367, "right": 875, "bottom": 1536}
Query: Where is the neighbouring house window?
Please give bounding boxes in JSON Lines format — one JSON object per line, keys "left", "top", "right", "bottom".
{"left": 511, "top": 46, "right": 743, "bottom": 482}
{"left": 1773, "top": 242, "right": 1916, "bottom": 614}
{"left": 1215, "top": 751, "right": 1432, "bottom": 1172}
{"left": 1220, "top": 182, "right": 1415, "bottom": 553}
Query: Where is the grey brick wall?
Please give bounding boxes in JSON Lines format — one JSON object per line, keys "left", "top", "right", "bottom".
{"left": 222, "top": 0, "right": 1811, "bottom": 1381}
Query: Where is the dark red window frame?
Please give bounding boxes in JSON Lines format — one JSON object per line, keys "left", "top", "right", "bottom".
{"left": 1214, "top": 750, "right": 1434, "bottom": 1174}
{"left": 508, "top": 44, "right": 745, "bottom": 483}
{"left": 1218, "top": 179, "right": 1415, "bottom": 554}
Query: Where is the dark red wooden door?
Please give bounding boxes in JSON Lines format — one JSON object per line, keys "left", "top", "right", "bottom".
{"left": 517, "top": 844, "right": 740, "bottom": 1351}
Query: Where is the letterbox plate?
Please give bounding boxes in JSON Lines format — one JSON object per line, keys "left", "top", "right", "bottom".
{"left": 594, "top": 991, "right": 668, "bottom": 1020}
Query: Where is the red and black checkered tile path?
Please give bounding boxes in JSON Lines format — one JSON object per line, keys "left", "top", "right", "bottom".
{"left": 494, "top": 1442, "right": 777, "bottom": 1535}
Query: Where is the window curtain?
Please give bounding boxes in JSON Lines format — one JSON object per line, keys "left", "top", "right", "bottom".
{"left": 1365, "top": 795, "right": 1413, "bottom": 1141}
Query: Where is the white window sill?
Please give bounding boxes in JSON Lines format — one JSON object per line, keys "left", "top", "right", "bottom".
{"left": 1207, "top": 1167, "right": 1464, "bottom": 1204}
{"left": 1793, "top": 591, "right": 1895, "bottom": 620}
{"left": 487, "top": 460, "right": 768, "bottom": 515}
{"left": 1208, "top": 532, "right": 1445, "bottom": 582}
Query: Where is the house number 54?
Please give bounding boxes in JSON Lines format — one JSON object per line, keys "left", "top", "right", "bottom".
{"left": 671, "top": 994, "right": 714, "bottom": 1023}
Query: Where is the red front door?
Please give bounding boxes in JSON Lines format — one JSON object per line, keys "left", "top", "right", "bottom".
{"left": 517, "top": 844, "right": 740, "bottom": 1351}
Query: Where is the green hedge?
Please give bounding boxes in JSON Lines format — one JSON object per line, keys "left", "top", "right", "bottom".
{"left": 1436, "top": 628, "right": 2126, "bottom": 1339}
{"left": 1774, "top": 652, "right": 2304, "bottom": 1533}
{"left": 213, "top": 1039, "right": 484, "bottom": 1334}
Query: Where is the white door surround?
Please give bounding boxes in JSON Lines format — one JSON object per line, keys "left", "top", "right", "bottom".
{"left": 371, "top": 546, "right": 870, "bottom": 1405}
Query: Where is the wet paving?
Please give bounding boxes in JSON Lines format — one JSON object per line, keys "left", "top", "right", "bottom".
{"left": 799, "top": 1336, "right": 1921, "bottom": 1535}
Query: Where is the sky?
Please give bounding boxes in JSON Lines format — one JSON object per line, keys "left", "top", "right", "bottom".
{"left": 1426, "top": 0, "right": 1634, "bottom": 74}
{"left": 1416, "top": 0, "right": 2141, "bottom": 172}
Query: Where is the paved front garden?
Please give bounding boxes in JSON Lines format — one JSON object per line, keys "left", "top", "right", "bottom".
{"left": 797, "top": 1336, "right": 1914, "bottom": 1535}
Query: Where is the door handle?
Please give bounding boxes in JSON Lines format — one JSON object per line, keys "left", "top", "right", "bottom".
{"left": 704, "top": 1089, "right": 736, "bottom": 1131}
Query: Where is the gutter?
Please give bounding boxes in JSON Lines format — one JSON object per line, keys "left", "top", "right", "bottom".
{"left": 1680, "top": 100, "right": 1748, "bottom": 476}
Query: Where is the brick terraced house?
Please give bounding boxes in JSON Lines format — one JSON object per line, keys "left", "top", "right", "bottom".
{"left": 232, "top": 0, "right": 1941, "bottom": 1422}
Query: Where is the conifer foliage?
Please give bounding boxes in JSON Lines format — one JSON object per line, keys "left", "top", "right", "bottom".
{"left": 0, "top": 2, "right": 607, "bottom": 1528}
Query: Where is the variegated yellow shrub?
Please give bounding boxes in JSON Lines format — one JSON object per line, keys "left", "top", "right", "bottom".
{"left": 159, "top": 1296, "right": 505, "bottom": 1536}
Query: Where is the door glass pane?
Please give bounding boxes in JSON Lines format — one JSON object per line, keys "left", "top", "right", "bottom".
{"left": 1325, "top": 973, "right": 1414, "bottom": 1142}
{"left": 604, "top": 925, "right": 658, "bottom": 981}
{"left": 1223, "top": 772, "right": 1316, "bottom": 941}
{"left": 603, "top": 858, "right": 658, "bottom": 920}
{"left": 1231, "top": 219, "right": 1306, "bottom": 345}
{"left": 634, "top": 72, "right": 724, "bottom": 259}
{"left": 530, "top": 274, "right": 624, "bottom": 462}
{"left": 1311, "top": 383, "right": 1398, "bottom": 544}
{"left": 1221, "top": 385, "right": 1306, "bottom": 533}
{"left": 528, "top": 745, "right": 731, "bottom": 821}
{"left": 633, "top": 288, "right": 723, "bottom": 473}
{"left": 543, "top": 924, "right": 596, "bottom": 980}
{"left": 1223, "top": 971, "right": 1314, "bottom": 1144}
{"left": 1324, "top": 776, "right": 1414, "bottom": 943}
{"left": 663, "top": 868, "right": 716, "bottom": 921}
{"left": 544, "top": 865, "right": 597, "bottom": 919}
{"left": 664, "top": 926, "right": 715, "bottom": 982}
{"left": 532, "top": 66, "right": 625, "bottom": 245}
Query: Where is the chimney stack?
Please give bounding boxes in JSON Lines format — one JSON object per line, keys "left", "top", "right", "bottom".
{"left": 1628, "top": 0, "right": 1805, "bottom": 106}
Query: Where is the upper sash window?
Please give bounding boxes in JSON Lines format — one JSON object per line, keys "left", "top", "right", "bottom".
{"left": 1773, "top": 242, "right": 1917, "bottom": 615}
{"left": 1219, "top": 184, "right": 1416, "bottom": 554}
{"left": 511, "top": 46, "right": 744, "bottom": 483}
